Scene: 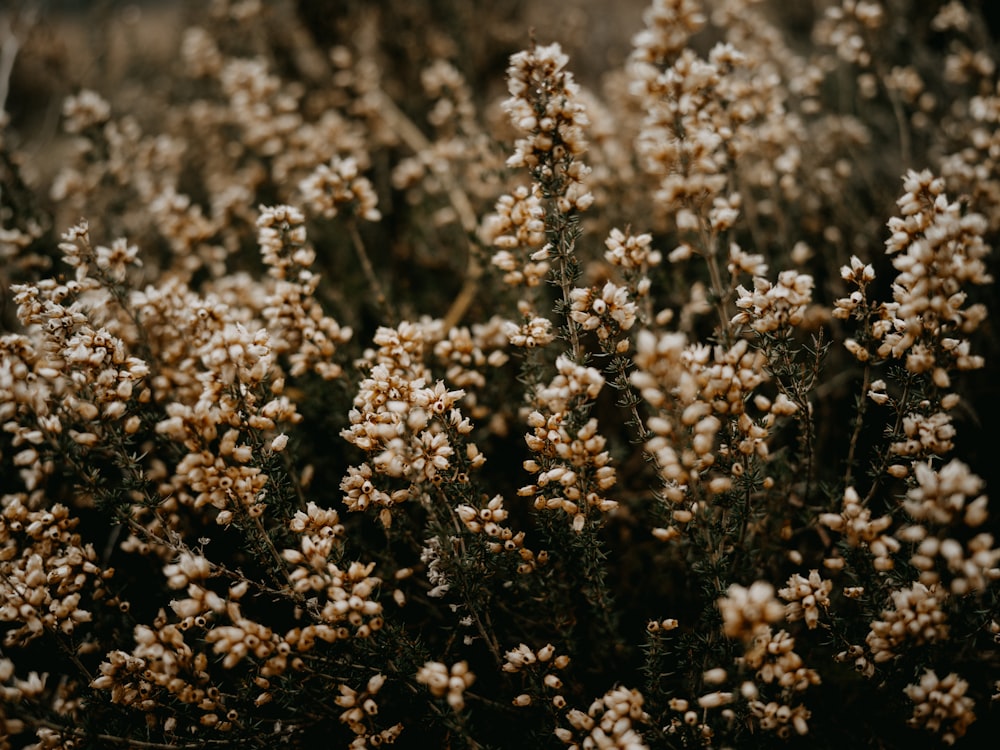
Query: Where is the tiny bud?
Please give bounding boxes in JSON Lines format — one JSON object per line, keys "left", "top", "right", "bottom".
{"left": 697, "top": 691, "right": 731, "bottom": 709}
{"left": 703, "top": 668, "right": 728, "bottom": 685}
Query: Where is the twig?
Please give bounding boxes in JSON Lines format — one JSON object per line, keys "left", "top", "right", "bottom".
{"left": 29, "top": 718, "right": 239, "bottom": 749}
{"left": 347, "top": 218, "right": 398, "bottom": 325}
{"left": 431, "top": 486, "right": 504, "bottom": 668}
{"left": 372, "top": 88, "right": 483, "bottom": 329}
{"left": 701, "top": 226, "right": 734, "bottom": 347}
{"left": 549, "top": 206, "right": 584, "bottom": 363}
{"left": 861, "top": 375, "right": 911, "bottom": 508}
{"left": 844, "top": 361, "right": 871, "bottom": 489}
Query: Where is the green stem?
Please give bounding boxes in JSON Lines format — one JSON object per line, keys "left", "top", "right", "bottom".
{"left": 844, "top": 363, "right": 871, "bottom": 490}
{"left": 547, "top": 207, "right": 584, "bottom": 363}
{"left": 700, "top": 226, "right": 733, "bottom": 346}
{"left": 861, "top": 375, "right": 911, "bottom": 508}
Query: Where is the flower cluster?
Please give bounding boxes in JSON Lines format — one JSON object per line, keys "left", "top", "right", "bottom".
{"left": 503, "top": 42, "right": 592, "bottom": 208}
{"left": 904, "top": 670, "right": 977, "bottom": 745}
{"left": 631, "top": 333, "right": 771, "bottom": 516}
{"left": 300, "top": 156, "right": 381, "bottom": 222}
{"left": 555, "top": 686, "right": 650, "bottom": 750}
{"left": 876, "top": 170, "right": 991, "bottom": 385}
{"left": 732, "top": 271, "right": 815, "bottom": 334}
{"left": 819, "top": 486, "right": 897, "bottom": 571}
{"left": 569, "top": 282, "right": 638, "bottom": 347}
{"left": 340, "top": 322, "right": 470, "bottom": 524}
{"left": 604, "top": 227, "right": 661, "bottom": 271}
{"left": 483, "top": 184, "right": 549, "bottom": 287}
{"left": 257, "top": 204, "right": 354, "bottom": 379}
{"left": 519, "top": 357, "right": 618, "bottom": 532}
{"left": 91, "top": 614, "right": 232, "bottom": 734}
{"left": 335, "top": 673, "right": 403, "bottom": 746}
{"left": 504, "top": 642, "right": 572, "bottom": 708}
{"left": 416, "top": 660, "right": 475, "bottom": 711}
{"left": 0, "top": 497, "right": 113, "bottom": 647}
{"left": 778, "top": 570, "right": 832, "bottom": 630}
{"left": 504, "top": 312, "right": 556, "bottom": 349}
{"left": 866, "top": 582, "right": 950, "bottom": 663}
{"left": 717, "top": 581, "right": 785, "bottom": 642}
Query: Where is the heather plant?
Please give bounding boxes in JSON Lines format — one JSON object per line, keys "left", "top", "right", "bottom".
{"left": 0, "top": 0, "right": 998, "bottom": 748}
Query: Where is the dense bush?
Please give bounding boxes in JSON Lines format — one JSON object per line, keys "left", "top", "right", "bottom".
{"left": 1, "top": 1, "right": 999, "bottom": 747}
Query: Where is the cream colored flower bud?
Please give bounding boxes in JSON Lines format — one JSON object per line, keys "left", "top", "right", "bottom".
{"left": 232, "top": 445, "right": 253, "bottom": 463}
{"left": 703, "top": 668, "right": 728, "bottom": 685}
{"left": 698, "top": 691, "right": 732, "bottom": 709}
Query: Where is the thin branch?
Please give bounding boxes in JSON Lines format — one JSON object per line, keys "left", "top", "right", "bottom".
{"left": 701, "top": 226, "right": 734, "bottom": 347}
{"left": 844, "top": 362, "right": 871, "bottom": 489}
{"left": 347, "top": 218, "right": 398, "bottom": 325}
{"left": 372, "top": 88, "right": 483, "bottom": 329}
{"left": 29, "top": 718, "right": 240, "bottom": 749}
{"left": 549, "top": 207, "right": 584, "bottom": 363}
{"left": 861, "top": 375, "right": 910, "bottom": 508}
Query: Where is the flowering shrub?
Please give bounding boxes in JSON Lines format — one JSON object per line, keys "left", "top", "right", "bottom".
{"left": 1, "top": 0, "right": 998, "bottom": 748}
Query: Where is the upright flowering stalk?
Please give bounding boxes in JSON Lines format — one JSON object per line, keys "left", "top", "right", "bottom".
{"left": 502, "top": 41, "right": 594, "bottom": 361}
{"left": 630, "top": 7, "right": 726, "bottom": 307}
{"left": 299, "top": 153, "right": 395, "bottom": 324}
{"left": 517, "top": 356, "right": 618, "bottom": 534}
{"left": 629, "top": 1, "right": 795, "bottom": 346}
{"left": 340, "top": 322, "right": 466, "bottom": 527}
{"left": 6, "top": 221, "right": 157, "bottom": 558}
{"left": 568, "top": 275, "right": 651, "bottom": 452}
{"left": 340, "top": 321, "right": 516, "bottom": 661}
{"left": 257, "top": 204, "right": 353, "bottom": 380}
{"left": 879, "top": 170, "right": 990, "bottom": 384}
{"left": 714, "top": 582, "right": 820, "bottom": 738}
{"left": 631, "top": 332, "right": 778, "bottom": 545}
{"left": 629, "top": 0, "right": 706, "bottom": 70}
{"left": 731, "top": 268, "right": 820, "bottom": 500}
{"left": 500, "top": 45, "right": 618, "bottom": 533}
{"left": 499, "top": 42, "right": 630, "bottom": 656}
{"left": 820, "top": 170, "right": 997, "bottom": 747}
{"left": 835, "top": 169, "right": 991, "bottom": 489}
